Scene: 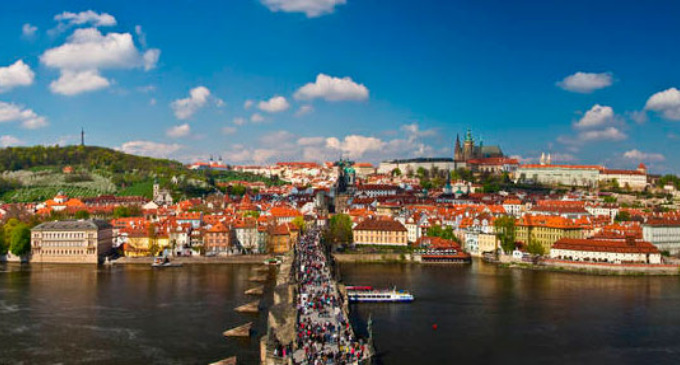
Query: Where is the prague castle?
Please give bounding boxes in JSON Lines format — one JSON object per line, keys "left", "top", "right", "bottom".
{"left": 379, "top": 129, "right": 517, "bottom": 175}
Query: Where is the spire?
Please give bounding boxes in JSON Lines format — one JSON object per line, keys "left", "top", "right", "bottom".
{"left": 547, "top": 153, "right": 552, "bottom": 165}
{"left": 80, "top": 127, "right": 85, "bottom": 146}
{"left": 540, "top": 152, "right": 546, "bottom": 165}
{"left": 465, "top": 128, "right": 473, "bottom": 143}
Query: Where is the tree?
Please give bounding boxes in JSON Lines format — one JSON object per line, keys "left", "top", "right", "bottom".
{"left": 427, "top": 225, "right": 457, "bottom": 242}
{"left": 0, "top": 225, "right": 6, "bottom": 256}
{"left": 324, "top": 214, "right": 353, "bottom": 245}
{"left": 526, "top": 234, "right": 545, "bottom": 256}
{"left": 9, "top": 223, "right": 31, "bottom": 257}
{"left": 391, "top": 168, "right": 402, "bottom": 177}
{"left": 615, "top": 211, "right": 631, "bottom": 222}
{"left": 113, "top": 206, "right": 131, "bottom": 218}
{"left": 230, "top": 184, "right": 246, "bottom": 196}
{"left": 75, "top": 210, "right": 90, "bottom": 219}
{"left": 291, "top": 216, "right": 307, "bottom": 234}
{"left": 494, "top": 216, "right": 516, "bottom": 254}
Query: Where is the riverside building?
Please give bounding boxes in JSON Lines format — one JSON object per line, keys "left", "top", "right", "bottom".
{"left": 30, "top": 220, "right": 113, "bottom": 264}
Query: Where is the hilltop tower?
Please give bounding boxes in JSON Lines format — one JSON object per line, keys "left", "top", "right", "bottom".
{"left": 81, "top": 128, "right": 85, "bottom": 146}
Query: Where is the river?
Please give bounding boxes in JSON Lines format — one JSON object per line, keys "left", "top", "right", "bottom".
{"left": 0, "top": 263, "right": 273, "bottom": 365}
{"left": 3, "top": 261, "right": 680, "bottom": 364}
{"left": 340, "top": 260, "right": 680, "bottom": 365}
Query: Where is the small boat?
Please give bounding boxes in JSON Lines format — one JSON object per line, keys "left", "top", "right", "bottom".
{"left": 263, "top": 257, "right": 282, "bottom": 266}
{"left": 151, "top": 257, "right": 183, "bottom": 268}
{"left": 346, "top": 286, "right": 414, "bottom": 303}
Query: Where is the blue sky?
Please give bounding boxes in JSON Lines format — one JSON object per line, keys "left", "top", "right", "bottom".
{"left": 0, "top": 1, "right": 679, "bottom": 172}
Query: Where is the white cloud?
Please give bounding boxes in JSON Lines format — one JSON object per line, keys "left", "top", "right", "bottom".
{"left": 623, "top": 149, "right": 665, "bottom": 162}
{"left": 222, "top": 126, "right": 237, "bottom": 135}
{"left": 40, "top": 27, "right": 160, "bottom": 95}
{"left": 171, "top": 86, "right": 211, "bottom": 119}
{"left": 628, "top": 110, "right": 648, "bottom": 124}
{"left": 400, "top": 123, "right": 437, "bottom": 139}
{"left": 0, "top": 60, "right": 35, "bottom": 93}
{"left": 49, "top": 69, "right": 110, "bottom": 95}
{"left": 325, "top": 135, "right": 385, "bottom": 159}
{"left": 574, "top": 104, "right": 615, "bottom": 129}
{"left": 244, "top": 100, "right": 254, "bottom": 109}
{"left": 233, "top": 117, "right": 246, "bottom": 126}
{"left": 260, "top": 0, "right": 347, "bottom": 17}
{"left": 0, "top": 101, "right": 48, "bottom": 129}
{"left": 22, "top": 23, "right": 38, "bottom": 38}
{"left": 294, "top": 73, "right": 369, "bottom": 102}
{"left": 557, "top": 72, "right": 613, "bottom": 93}
{"left": 295, "top": 105, "right": 314, "bottom": 117}
{"left": 0, "top": 135, "right": 23, "bottom": 147}
{"left": 645, "top": 87, "right": 680, "bottom": 121}
{"left": 118, "top": 140, "right": 183, "bottom": 158}
{"left": 297, "top": 136, "right": 325, "bottom": 146}
{"left": 258, "top": 95, "right": 290, "bottom": 113}
{"left": 166, "top": 123, "right": 191, "bottom": 138}
{"left": 578, "top": 127, "right": 627, "bottom": 142}
{"left": 54, "top": 10, "right": 117, "bottom": 28}
{"left": 135, "top": 25, "right": 147, "bottom": 48}
{"left": 251, "top": 113, "right": 265, "bottom": 123}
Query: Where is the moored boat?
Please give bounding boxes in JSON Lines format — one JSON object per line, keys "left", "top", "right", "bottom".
{"left": 151, "top": 257, "right": 183, "bottom": 268}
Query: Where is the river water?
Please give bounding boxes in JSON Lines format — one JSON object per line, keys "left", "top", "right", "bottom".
{"left": 340, "top": 260, "right": 680, "bottom": 365}
{"left": 0, "top": 263, "right": 273, "bottom": 365}
{"left": 3, "top": 261, "right": 680, "bottom": 365}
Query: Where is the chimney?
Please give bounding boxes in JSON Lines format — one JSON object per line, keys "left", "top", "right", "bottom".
{"left": 625, "top": 234, "right": 636, "bottom": 247}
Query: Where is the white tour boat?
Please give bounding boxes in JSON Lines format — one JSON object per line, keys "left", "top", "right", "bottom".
{"left": 346, "top": 286, "right": 414, "bottom": 303}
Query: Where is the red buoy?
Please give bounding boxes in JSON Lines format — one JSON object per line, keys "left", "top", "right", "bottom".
{"left": 432, "top": 324, "right": 438, "bottom": 330}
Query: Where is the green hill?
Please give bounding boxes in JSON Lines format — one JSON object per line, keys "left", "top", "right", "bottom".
{"left": 0, "top": 145, "right": 279, "bottom": 203}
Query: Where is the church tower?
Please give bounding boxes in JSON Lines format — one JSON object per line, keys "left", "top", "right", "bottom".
{"left": 463, "top": 129, "right": 475, "bottom": 161}
{"left": 454, "top": 134, "right": 462, "bottom": 161}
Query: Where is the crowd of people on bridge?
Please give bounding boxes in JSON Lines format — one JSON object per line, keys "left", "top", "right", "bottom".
{"left": 291, "top": 229, "right": 369, "bottom": 365}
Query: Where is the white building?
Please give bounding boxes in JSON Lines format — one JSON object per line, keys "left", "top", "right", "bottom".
{"left": 598, "top": 165, "right": 648, "bottom": 190}
{"left": 550, "top": 237, "right": 661, "bottom": 264}
{"left": 515, "top": 164, "right": 601, "bottom": 187}
{"left": 642, "top": 220, "right": 680, "bottom": 254}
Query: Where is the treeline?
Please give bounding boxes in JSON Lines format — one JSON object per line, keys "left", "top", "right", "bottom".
{"left": 0, "top": 145, "right": 186, "bottom": 174}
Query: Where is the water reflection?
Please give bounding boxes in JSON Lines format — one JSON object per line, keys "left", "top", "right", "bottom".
{"left": 0, "top": 263, "right": 273, "bottom": 365}
{"left": 341, "top": 260, "right": 680, "bottom": 365}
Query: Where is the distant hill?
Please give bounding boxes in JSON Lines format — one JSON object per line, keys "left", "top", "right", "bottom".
{"left": 0, "top": 145, "right": 279, "bottom": 202}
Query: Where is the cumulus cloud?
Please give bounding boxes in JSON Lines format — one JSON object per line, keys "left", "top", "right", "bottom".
{"left": 22, "top": 23, "right": 38, "bottom": 38}
{"left": 260, "top": 0, "right": 347, "bottom": 17}
{"left": 40, "top": 27, "right": 160, "bottom": 95}
{"left": 233, "top": 117, "right": 246, "bottom": 126}
{"left": 55, "top": 10, "right": 117, "bottom": 27}
{"left": 251, "top": 113, "right": 265, "bottom": 123}
{"left": 557, "top": 72, "right": 613, "bottom": 93}
{"left": 325, "top": 135, "right": 385, "bottom": 159}
{"left": 244, "top": 100, "right": 254, "bottom": 109}
{"left": 0, "top": 135, "right": 23, "bottom": 147}
{"left": 295, "top": 105, "right": 314, "bottom": 117}
{"left": 623, "top": 149, "right": 665, "bottom": 162}
{"left": 574, "top": 104, "right": 616, "bottom": 129}
{"left": 400, "top": 123, "right": 437, "bottom": 139}
{"left": 222, "top": 126, "right": 237, "bottom": 135}
{"left": 0, "top": 101, "right": 48, "bottom": 129}
{"left": 118, "top": 140, "right": 183, "bottom": 158}
{"left": 578, "top": 127, "right": 627, "bottom": 142}
{"left": 166, "top": 123, "right": 191, "bottom": 138}
{"left": 49, "top": 69, "right": 110, "bottom": 95}
{"left": 645, "top": 87, "right": 680, "bottom": 121}
{"left": 258, "top": 95, "right": 290, "bottom": 113}
{"left": 171, "top": 86, "right": 211, "bottom": 119}
{"left": 0, "top": 60, "right": 35, "bottom": 93}
{"left": 297, "top": 136, "right": 325, "bottom": 146}
{"left": 294, "top": 73, "right": 369, "bottom": 102}
{"left": 135, "top": 25, "right": 147, "bottom": 48}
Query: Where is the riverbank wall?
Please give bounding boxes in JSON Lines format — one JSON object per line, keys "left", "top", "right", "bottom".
{"left": 498, "top": 259, "right": 680, "bottom": 276}
{"left": 333, "top": 253, "right": 414, "bottom": 263}
{"left": 111, "top": 255, "right": 271, "bottom": 265}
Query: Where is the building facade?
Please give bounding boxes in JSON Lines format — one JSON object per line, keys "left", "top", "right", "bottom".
{"left": 642, "top": 220, "right": 680, "bottom": 254}
{"left": 31, "top": 220, "right": 113, "bottom": 264}
{"left": 550, "top": 237, "right": 661, "bottom": 264}
{"left": 353, "top": 218, "right": 408, "bottom": 246}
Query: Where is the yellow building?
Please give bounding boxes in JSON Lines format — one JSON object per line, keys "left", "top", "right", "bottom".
{"left": 353, "top": 217, "right": 408, "bottom": 246}
{"left": 478, "top": 232, "right": 499, "bottom": 254}
{"left": 516, "top": 215, "right": 586, "bottom": 253}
